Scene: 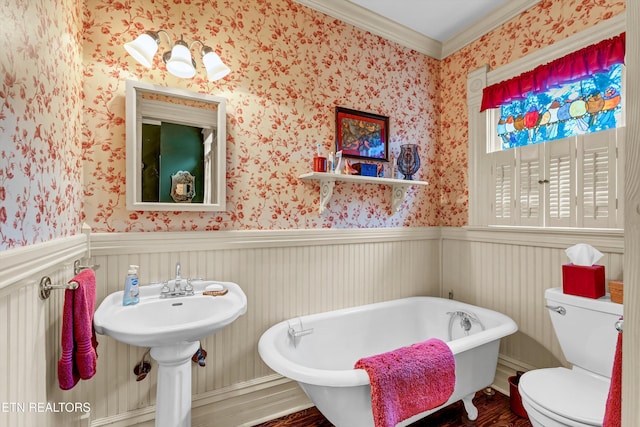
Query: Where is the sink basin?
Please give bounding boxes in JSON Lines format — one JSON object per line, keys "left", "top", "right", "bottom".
{"left": 94, "top": 280, "right": 247, "bottom": 348}
{"left": 93, "top": 279, "right": 247, "bottom": 427}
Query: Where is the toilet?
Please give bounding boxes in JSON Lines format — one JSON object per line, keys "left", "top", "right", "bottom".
{"left": 518, "top": 287, "right": 622, "bottom": 427}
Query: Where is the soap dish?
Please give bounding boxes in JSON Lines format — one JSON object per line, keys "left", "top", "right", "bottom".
{"left": 203, "top": 289, "right": 228, "bottom": 296}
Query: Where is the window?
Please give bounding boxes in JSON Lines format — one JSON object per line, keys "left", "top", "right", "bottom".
{"left": 494, "top": 63, "right": 623, "bottom": 152}
{"left": 466, "top": 21, "right": 625, "bottom": 229}
{"left": 489, "top": 63, "right": 624, "bottom": 228}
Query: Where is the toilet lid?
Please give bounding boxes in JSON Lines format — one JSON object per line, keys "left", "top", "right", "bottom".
{"left": 519, "top": 368, "right": 610, "bottom": 426}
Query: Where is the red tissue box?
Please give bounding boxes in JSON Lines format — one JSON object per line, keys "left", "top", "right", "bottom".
{"left": 562, "top": 264, "right": 605, "bottom": 299}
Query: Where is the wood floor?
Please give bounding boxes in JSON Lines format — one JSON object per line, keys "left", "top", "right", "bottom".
{"left": 255, "top": 389, "right": 533, "bottom": 427}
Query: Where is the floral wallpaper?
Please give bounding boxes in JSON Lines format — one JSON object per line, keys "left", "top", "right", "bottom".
{"left": 436, "top": 0, "right": 625, "bottom": 226}
{"left": 82, "top": 0, "right": 440, "bottom": 232}
{"left": 0, "top": 0, "right": 84, "bottom": 249}
{"left": 0, "top": 0, "right": 625, "bottom": 248}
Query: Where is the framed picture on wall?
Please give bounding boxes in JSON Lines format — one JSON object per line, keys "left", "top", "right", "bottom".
{"left": 335, "top": 107, "right": 389, "bottom": 161}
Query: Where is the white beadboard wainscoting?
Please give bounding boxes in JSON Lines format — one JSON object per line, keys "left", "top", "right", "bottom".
{"left": 0, "top": 232, "right": 90, "bottom": 427}
{"left": 0, "top": 226, "right": 624, "bottom": 426}
{"left": 440, "top": 226, "right": 624, "bottom": 393}
{"left": 84, "top": 227, "right": 442, "bottom": 427}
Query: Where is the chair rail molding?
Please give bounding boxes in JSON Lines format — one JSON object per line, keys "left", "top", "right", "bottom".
{"left": 444, "top": 226, "right": 624, "bottom": 253}
{"left": 0, "top": 232, "right": 89, "bottom": 291}
{"left": 88, "top": 227, "right": 441, "bottom": 255}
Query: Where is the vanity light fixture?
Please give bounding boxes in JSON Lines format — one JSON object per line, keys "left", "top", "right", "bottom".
{"left": 124, "top": 30, "right": 230, "bottom": 81}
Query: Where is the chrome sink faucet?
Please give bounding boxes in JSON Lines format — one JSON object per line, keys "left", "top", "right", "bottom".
{"left": 160, "top": 262, "right": 194, "bottom": 298}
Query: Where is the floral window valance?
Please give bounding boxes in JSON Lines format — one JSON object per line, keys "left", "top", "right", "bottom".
{"left": 480, "top": 33, "right": 625, "bottom": 112}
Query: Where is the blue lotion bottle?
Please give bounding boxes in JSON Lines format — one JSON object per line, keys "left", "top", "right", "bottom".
{"left": 123, "top": 265, "right": 140, "bottom": 306}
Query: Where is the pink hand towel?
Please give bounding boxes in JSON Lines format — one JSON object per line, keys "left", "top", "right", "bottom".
{"left": 58, "top": 269, "right": 99, "bottom": 390}
{"left": 603, "top": 329, "right": 622, "bottom": 427}
{"left": 354, "top": 338, "right": 455, "bottom": 427}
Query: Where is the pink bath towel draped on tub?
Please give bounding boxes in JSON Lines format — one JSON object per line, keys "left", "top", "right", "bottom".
{"left": 354, "top": 338, "right": 455, "bottom": 427}
{"left": 58, "top": 268, "right": 99, "bottom": 390}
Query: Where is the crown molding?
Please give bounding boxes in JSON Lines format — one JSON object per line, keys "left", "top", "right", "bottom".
{"left": 441, "top": 0, "right": 542, "bottom": 57}
{"left": 295, "top": 0, "right": 541, "bottom": 60}
{"left": 295, "top": 0, "right": 442, "bottom": 58}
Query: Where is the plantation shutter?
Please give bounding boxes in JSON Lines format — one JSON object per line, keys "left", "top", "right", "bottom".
{"left": 516, "top": 145, "right": 542, "bottom": 226}
{"left": 491, "top": 150, "right": 515, "bottom": 225}
{"left": 545, "top": 137, "right": 575, "bottom": 227}
{"left": 577, "top": 128, "right": 617, "bottom": 228}
{"left": 486, "top": 126, "right": 624, "bottom": 229}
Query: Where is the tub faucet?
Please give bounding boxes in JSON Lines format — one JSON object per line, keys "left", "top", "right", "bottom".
{"left": 447, "top": 310, "right": 485, "bottom": 340}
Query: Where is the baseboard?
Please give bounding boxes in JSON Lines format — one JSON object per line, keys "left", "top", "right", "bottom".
{"left": 192, "top": 355, "right": 533, "bottom": 425}
{"left": 89, "top": 375, "right": 310, "bottom": 427}
{"left": 492, "top": 354, "right": 537, "bottom": 396}
{"left": 191, "top": 375, "right": 311, "bottom": 427}
{"left": 88, "top": 355, "right": 533, "bottom": 426}
{"left": 200, "top": 355, "right": 532, "bottom": 425}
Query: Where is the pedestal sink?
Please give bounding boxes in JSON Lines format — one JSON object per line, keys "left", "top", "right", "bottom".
{"left": 93, "top": 280, "right": 247, "bottom": 427}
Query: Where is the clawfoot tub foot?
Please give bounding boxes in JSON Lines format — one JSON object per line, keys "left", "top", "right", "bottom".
{"left": 462, "top": 393, "right": 478, "bottom": 421}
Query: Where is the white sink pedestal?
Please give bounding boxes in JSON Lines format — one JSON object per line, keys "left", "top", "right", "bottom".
{"left": 151, "top": 341, "right": 200, "bottom": 427}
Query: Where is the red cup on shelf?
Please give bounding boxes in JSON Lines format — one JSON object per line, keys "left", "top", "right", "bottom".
{"left": 313, "top": 156, "right": 327, "bottom": 172}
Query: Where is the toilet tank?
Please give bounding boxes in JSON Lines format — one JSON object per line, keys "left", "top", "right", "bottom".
{"left": 545, "top": 287, "right": 622, "bottom": 378}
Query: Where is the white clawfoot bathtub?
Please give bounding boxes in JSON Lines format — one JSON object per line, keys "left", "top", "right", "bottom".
{"left": 258, "top": 297, "right": 517, "bottom": 427}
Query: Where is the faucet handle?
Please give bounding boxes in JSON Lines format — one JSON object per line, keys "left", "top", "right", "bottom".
{"left": 160, "top": 281, "right": 171, "bottom": 297}
{"left": 184, "top": 279, "right": 194, "bottom": 296}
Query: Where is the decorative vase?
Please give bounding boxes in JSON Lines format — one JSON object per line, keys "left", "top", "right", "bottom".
{"left": 396, "top": 144, "right": 420, "bottom": 180}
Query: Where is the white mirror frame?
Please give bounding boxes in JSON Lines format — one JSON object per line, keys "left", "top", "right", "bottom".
{"left": 125, "top": 80, "right": 227, "bottom": 211}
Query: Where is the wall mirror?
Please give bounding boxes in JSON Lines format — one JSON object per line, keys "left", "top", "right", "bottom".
{"left": 126, "top": 79, "right": 227, "bottom": 211}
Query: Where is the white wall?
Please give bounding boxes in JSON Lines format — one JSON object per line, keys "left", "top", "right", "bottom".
{"left": 440, "top": 226, "right": 624, "bottom": 391}
{"left": 1, "top": 228, "right": 441, "bottom": 426}
{"left": 0, "top": 226, "right": 625, "bottom": 426}
{"left": 623, "top": 0, "right": 640, "bottom": 423}
{"left": 0, "top": 234, "right": 89, "bottom": 427}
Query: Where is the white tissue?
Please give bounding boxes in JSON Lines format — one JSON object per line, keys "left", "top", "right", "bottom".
{"left": 565, "top": 243, "right": 603, "bottom": 266}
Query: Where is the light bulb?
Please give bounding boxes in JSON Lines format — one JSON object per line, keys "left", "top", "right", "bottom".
{"left": 165, "top": 40, "right": 196, "bottom": 78}
{"left": 124, "top": 32, "right": 160, "bottom": 68}
{"left": 202, "top": 48, "right": 231, "bottom": 81}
